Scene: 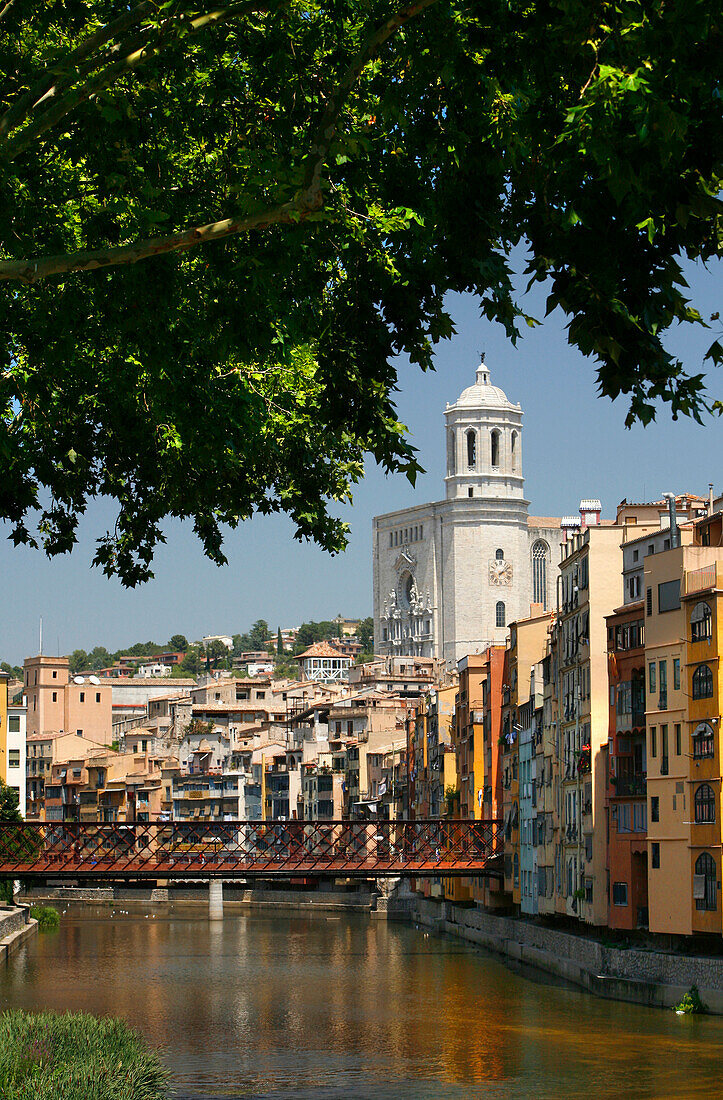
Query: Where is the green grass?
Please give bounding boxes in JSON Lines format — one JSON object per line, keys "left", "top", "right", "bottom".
{"left": 0, "top": 1010, "right": 170, "bottom": 1099}
{"left": 29, "top": 906, "right": 60, "bottom": 931}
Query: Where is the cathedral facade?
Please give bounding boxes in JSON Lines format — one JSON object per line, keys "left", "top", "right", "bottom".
{"left": 372, "top": 357, "right": 566, "bottom": 665}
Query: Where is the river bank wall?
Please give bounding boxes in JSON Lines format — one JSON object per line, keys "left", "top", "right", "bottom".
{"left": 19, "top": 882, "right": 376, "bottom": 914}
{"left": 0, "top": 905, "right": 37, "bottom": 963}
{"left": 397, "top": 894, "right": 723, "bottom": 1014}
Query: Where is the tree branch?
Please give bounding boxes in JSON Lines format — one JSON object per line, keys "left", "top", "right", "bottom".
{"left": 0, "top": 0, "right": 439, "bottom": 281}
{"left": 0, "top": 2, "right": 154, "bottom": 141}
{"left": 0, "top": 200, "right": 312, "bottom": 282}
{"left": 303, "top": 0, "right": 439, "bottom": 201}
{"left": 1, "top": 1, "right": 281, "bottom": 152}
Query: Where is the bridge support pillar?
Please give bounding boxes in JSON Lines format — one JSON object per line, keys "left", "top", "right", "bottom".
{"left": 209, "top": 879, "right": 224, "bottom": 921}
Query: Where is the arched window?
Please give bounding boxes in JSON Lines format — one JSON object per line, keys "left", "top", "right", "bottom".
{"left": 694, "top": 784, "right": 716, "bottom": 824}
{"left": 692, "top": 663, "right": 714, "bottom": 699}
{"left": 495, "top": 548, "right": 504, "bottom": 561}
{"left": 693, "top": 721, "right": 715, "bottom": 759}
{"left": 694, "top": 852, "right": 717, "bottom": 911}
{"left": 448, "top": 429, "right": 456, "bottom": 475}
{"left": 491, "top": 429, "right": 500, "bottom": 468}
{"left": 511, "top": 430, "right": 518, "bottom": 470}
{"left": 532, "top": 540, "right": 549, "bottom": 610}
{"left": 466, "top": 429, "right": 477, "bottom": 468}
{"left": 691, "top": 601, "right": 713, "bottom": 642}
{"left": 496, "top": 601, "right": 506, "bottom": 628}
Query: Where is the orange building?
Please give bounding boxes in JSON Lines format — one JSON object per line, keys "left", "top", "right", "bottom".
{"left": 24, "top": 655, "right": 112, "bottom": 742}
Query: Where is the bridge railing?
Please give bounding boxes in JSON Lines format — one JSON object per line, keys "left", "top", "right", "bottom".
{"left": 0, "top": 819, "right": 504, "bottom": 878}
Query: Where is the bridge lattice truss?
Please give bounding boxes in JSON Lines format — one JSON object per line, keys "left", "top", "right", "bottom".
{"left": 0, "top": 820, "right": 503, "bottom": 879}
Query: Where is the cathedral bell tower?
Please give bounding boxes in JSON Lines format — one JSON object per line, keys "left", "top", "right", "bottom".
{"left": 444, "top": 354, "right": 525, "bottom": 505}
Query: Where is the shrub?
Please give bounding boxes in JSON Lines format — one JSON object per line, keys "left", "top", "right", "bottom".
{"left": 673, "top": 986, "right": 707, "bottom": 1015}
{"left": 0, "top": 1010, "right": 169, "bottom": 1100}
{"left": 29, "top": 906, "right": 60, "bottom": 931}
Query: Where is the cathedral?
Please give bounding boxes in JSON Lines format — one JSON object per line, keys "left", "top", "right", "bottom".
{"left": 372, "top": 356, "right": 566, "bottom": 664}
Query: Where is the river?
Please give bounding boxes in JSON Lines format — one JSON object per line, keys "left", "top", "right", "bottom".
{"left": 1, "top": 906, "right": 721, "bottom": 1098}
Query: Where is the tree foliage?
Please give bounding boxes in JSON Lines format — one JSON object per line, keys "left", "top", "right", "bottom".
{"left": 0, "top": 778, "right": 22, "bottom": 823}
{"left": 1, "top": 0, "right": 721, "bottom": 584}
{"left": 357, "top": 615, "right": 374, "bottom": 651}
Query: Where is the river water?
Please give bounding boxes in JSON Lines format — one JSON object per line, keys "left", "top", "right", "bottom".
{"left": 1, "top": 906, "right": 721, "bottom": 1098}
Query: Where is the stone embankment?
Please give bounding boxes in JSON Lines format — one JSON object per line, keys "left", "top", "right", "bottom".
{"left": 396, "top": 894, "right": 723, "bottom": 1014}
{"left": 0, "top": 905, "right": 38, "bottom": 963}
{"left": 21, "top": 882, "right": 376, "bottom": 913}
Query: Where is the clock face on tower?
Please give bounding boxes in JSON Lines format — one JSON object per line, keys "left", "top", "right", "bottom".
{"left": 489, "top": 558, "right": 513, "bottom": 586}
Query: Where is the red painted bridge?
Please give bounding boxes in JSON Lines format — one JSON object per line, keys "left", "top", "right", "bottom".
{"left": 0, "top": 820, "right": 503, "bottom": 879}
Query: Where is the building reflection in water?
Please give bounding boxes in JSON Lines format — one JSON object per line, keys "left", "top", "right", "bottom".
{"left": 1, "top": 906, "right": 722, "bottom": 1098}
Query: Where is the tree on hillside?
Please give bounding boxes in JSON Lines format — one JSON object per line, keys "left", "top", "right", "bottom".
{"left": 168, "top": 634, "right": 188, "bottom": 651}
{"left": 68, "top": 649, "right": 88, "bottom": 675}
{"left": 248, "top": 620, "right": 270, "bottom": 652}
{"left": 1, "top": 2, "right": 721, "bottom": 585}
{"left": 293, "top": 621, "right": 338, "bottom": 652}
{"left": 357, "top": 617, "right": 374, "bottom": 652}
{"left": 178, "top": 645, "right": 203, "bottom": 675}
{"left": 87, "top": 645, "right": 112, "bottom": 670}
{"left": 0, "top": 661, "right": 23, "bottom": 680}
{"left": 205, "top": 639, "right": 229, "bottom": 668}
{"left": 276, "top": 627, "right": 284, "bottom": 656}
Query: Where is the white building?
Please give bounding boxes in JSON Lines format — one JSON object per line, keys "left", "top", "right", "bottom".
{"left": 5, "top": 696, "right": 27, "bottom": 818}
{"left": 373, "top": 356, "right": 565, "bottom": 664}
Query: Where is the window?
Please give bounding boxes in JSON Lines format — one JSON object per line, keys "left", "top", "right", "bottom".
{"left": 659, "top": 661, "right": 667, "bottom": 709}
{"left": 633, "top": 549, "right": 639, "bottom": 562}
{"left": 651, "top": 796, "right": 659, "bottom": 823}
{"left": 675, "top": 723, "right": 681, "bottom": 756}
{"left": 389, "top": 533, "right": 393, "bottom": 548}
{"left": 694, "top": 784, "right": 715, "bottom": 824}
{"left": 691, "top": 601, "right": 712, "bottom": 642}
{"left": 673, "top": 658, "right": 680, "bottom": 691}
{"left": 491, "top": 429, "right": 500, "bottom": 467}
{"left": 612, "top": 882, "right": 628, "bottom": 906}
{"left": 648, "top": 663, "right": 656, "bottom": 693}
{"left": 532, "top": 541, "right": 549, "bottom": 610}
{"left": 511, "top": 430, "right": 518, "bottom": 470}
{"left": 661, "top": 724, "right": 669, "bottom": 774}
{"left": 52, "top": 670, "right": 57, "bottom": 679}
{"left": 468, "top": 487, "right": 474, "bottom": 498}
{"left": 694, "top": 852, "right": 717, "bottom": 911}
{"left": 52, "top": 691, "right": 57, "bottom": 702}
{"left": 496, "top": 601, "right": 506, "bottom": 628}
{"left": 651, "top": 842, "right": 660, "bottom": 869}
{"left": 496, "top": 548, "right": 504, "bottom": 561}
{"left": 513, "top": 852, "right": 519, "bottom": 887}
{"left": 8, "top": 716, "right": 20, "bottom": 733}
{"left": 692, "top": 663, "right": 714, "bottom": 700}
{"left": 466, "top": 429, "right": 477, "bottom": 467}
{"left": 650, "top": 726, "right": 657, "bottom": 758}
{"left": 8, "top": 749, "right": 20, "bottom": 768}
{"left": 96, "top": 692, "right": 101, "bottom": 703}
{"left": 646, "top": 587, "right": 653, "bottom": 616}
{"left": 79, "top": 692, "right": 85, "bottom": 702}
{"left": 693, "top": 722, "right": 715, "bottom": 759}
{"left": 657, "top": 579, "right": 681, "bottom": 613}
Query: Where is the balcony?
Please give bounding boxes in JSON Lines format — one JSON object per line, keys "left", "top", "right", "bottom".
{"left": 612, "top": 773, "right": 647, "bottom": 797}
{"left": 684, "top": 563, "right": 721, "bottom": 596}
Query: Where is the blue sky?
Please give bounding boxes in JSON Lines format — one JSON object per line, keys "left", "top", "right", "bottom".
{"left": 1, "top": 257, "right": 721, "bottom": 664}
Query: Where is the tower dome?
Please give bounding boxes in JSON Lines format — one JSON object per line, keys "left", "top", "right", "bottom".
{"left": 444, "top": 354, "right": 525, "bottom": 502}
{"left": 453, "top": 355, "right": 521, "bottom": 412}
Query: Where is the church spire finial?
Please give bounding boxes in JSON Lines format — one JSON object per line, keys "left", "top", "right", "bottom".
{"left": 476, "top": 351, "right": 490, "bottom": 385}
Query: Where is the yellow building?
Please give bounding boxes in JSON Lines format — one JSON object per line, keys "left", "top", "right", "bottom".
{"left": 684, "top": 559, "right": 723, "bottom": 934}
{"left": 645, "top": 544, "right": 723, "bottom": 936}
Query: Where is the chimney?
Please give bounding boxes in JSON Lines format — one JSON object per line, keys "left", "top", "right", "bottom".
{"left": 579, "top": 499, "right": 602, "bottom": 528}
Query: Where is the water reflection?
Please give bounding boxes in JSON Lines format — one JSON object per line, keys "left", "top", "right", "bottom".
{"left": 1, "top": 906, "right": 721, "bottom": 1098}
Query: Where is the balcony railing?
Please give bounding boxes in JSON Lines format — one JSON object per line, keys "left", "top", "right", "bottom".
{"left": 613, "top": 774, "right": 647, "bottom": 797}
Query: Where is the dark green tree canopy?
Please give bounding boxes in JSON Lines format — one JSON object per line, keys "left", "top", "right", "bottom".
{"left": 1, "top": 0, "right": 721, "bottom": 584}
